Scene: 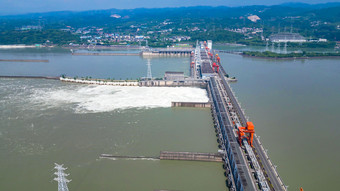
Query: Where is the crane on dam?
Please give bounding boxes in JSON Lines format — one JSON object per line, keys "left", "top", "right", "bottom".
{"left": 193, "top": 41, "right": 287, "bottom": 191}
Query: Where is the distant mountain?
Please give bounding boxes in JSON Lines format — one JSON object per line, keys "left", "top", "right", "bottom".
{"left": 280, "top": 2, "right": 340, "bottom": 9}
{"left": 2, "top": 2, "right": 339, "bottom": 19}
{"left": 280, "top": 2, "right": 315, "bottom": 8}
{"left": 0, "top": 3, "right": 339, "bottom": 41}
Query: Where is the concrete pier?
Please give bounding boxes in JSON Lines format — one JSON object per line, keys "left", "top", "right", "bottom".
{"left": 100, "top": 154, "right": 159, "bottom": 160}
{"left": 72, "top": 53, "right": 139, "bottom": 56}
{"left": 59, "top": 77, "right": 207, "bottom": 87}
{"left": 171, "top": 102, "right": 211, "bottom": 108}
{"left": 139, "top": 80, "right": 206, "bottom": 87}
{"left": 60, "top": 77, "right": 139, "bottom": 86}
{"left": 160, "top": 151, "right": 222, "bottom": 162}
{"left": 100, "top": 151, "right": 222, "bottom": 162}
{"left": 141, "top": 48, "right": 193, "bottom": 57}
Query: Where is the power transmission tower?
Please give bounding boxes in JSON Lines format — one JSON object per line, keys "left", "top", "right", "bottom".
{"left": 146, "top": 59, "right": 152, "bottom": 80}
{"left": 284, "top": 37, "right": 287, "bottom": 54}
{"left": 54, "top": 163, "right": 71, "bottom": 191}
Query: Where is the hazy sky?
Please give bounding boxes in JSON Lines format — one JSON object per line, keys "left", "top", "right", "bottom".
{"left": 1, "top": 0, "right": 339, "bottom": 15}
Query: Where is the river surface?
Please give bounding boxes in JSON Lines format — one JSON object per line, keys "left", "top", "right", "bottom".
{"left": 1, "top": 47, "right": 340, "bottom": 191}
{"left": 219, "top": 53, "right": 340, "bottom": 191}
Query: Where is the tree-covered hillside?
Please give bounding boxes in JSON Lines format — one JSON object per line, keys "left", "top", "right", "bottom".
{"left": 0, "top": 3, "right": 339, "bottom": 45}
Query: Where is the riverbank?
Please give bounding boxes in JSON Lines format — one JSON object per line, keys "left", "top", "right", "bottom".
{"left": 71, "top": 53, "right": 140, "bottom": 56}
{"left": 64, "top": 45, "right": 142, "bottom": 50}
{"left": 242, "top": 51, "right": 340, "bottom": 59}
{"left": 0, "top": 59, "right": 49, "bottom": 62}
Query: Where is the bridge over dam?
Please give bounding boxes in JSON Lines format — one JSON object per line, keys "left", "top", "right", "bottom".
{"left": 190, "top": 41, "right": 287, "bottom": 191}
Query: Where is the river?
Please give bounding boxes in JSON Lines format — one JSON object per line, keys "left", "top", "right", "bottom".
{"left": 0, "top": 47, "right": 339, "bottom": 191}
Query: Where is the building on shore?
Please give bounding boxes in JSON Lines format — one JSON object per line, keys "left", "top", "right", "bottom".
{"left": 269, "top": 32, "right": 306, "bottom": 43}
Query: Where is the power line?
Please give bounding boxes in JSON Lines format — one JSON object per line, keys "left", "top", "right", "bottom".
{"left": 146, "top": 59, "right": 152, "bottom": 80}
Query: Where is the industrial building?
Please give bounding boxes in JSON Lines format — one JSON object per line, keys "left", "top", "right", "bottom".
{"left": 207, "top": 40, "right": 212, "bottom": 50}
{"left": 164, "top": 71, "right": 184, "bottom": 81}
{"left": 269, "top": 32, "right": 306, "bottom": 43}
{"left": 200, "top": 61, "right": 215, "bottom": 79}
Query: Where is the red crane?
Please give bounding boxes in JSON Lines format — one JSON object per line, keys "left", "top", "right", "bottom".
{"left": 212, "top": 62, "right": 219, "bottom": 73}
{"left": 237, "top": 121, "right": 255, "bottom": 147}
{"left": 216, "top": 56, "right": 220, "bottom": 63}
{"left": 190, "top": 61, "right": 195, "bottom": 68}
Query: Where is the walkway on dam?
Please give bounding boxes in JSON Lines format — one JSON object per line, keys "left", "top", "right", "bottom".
{"left": 197, "top": 42, "right": 286, "bottom": 191}
{"left": 215, "top": 55, "right": 286, "bottom": 191}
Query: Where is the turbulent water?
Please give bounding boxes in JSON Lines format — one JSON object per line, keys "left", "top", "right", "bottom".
{"left": 0, "top": 78, "right": 223, "bottom": 191}
{"left": 0, "top": 50, "right": 224, "bottom": 191}
{"left": 1, "top": 79, "right": 208, "bottom": 113}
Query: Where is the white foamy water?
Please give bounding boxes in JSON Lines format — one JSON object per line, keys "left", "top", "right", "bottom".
{"left": 0, "top": 45, "right": 35, "bottom": 49}
{"left": 30, "top": 85, "right": 209, "bottom": 113}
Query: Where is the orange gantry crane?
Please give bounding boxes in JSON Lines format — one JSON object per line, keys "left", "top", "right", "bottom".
{"left": 216, "top": 54, "right": 220, "bottom": 63}
{"left": 190, "top": 61, "right": 195, "bottom": 68}
{"left": 237, "top": 121, "right": 255, "bottom": 147}
{"left": 212, "top": 62, "right": 220, "bottom": 72}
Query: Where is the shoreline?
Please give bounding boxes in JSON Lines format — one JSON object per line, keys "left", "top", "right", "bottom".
{"left": 242, "top": 54, "right": 340, "bottom": 60}
{"left": 0, "top": 76, "right": 59, "bottom": 80}
{"left": 63, "top": 45, "right": 142, "bottom": 50}
{"left": 0, "top": 59, "right": 49, "bottom": 62}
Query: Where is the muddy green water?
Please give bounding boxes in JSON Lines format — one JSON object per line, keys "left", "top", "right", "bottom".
{"left": 0, "top": 48, "right": 225, "bottom": 191}
{"left": 0, "top": 80, "right": 224, "bottom": 190}
{"left": 220, "top": 54, "right": 340, "bottom": 191}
